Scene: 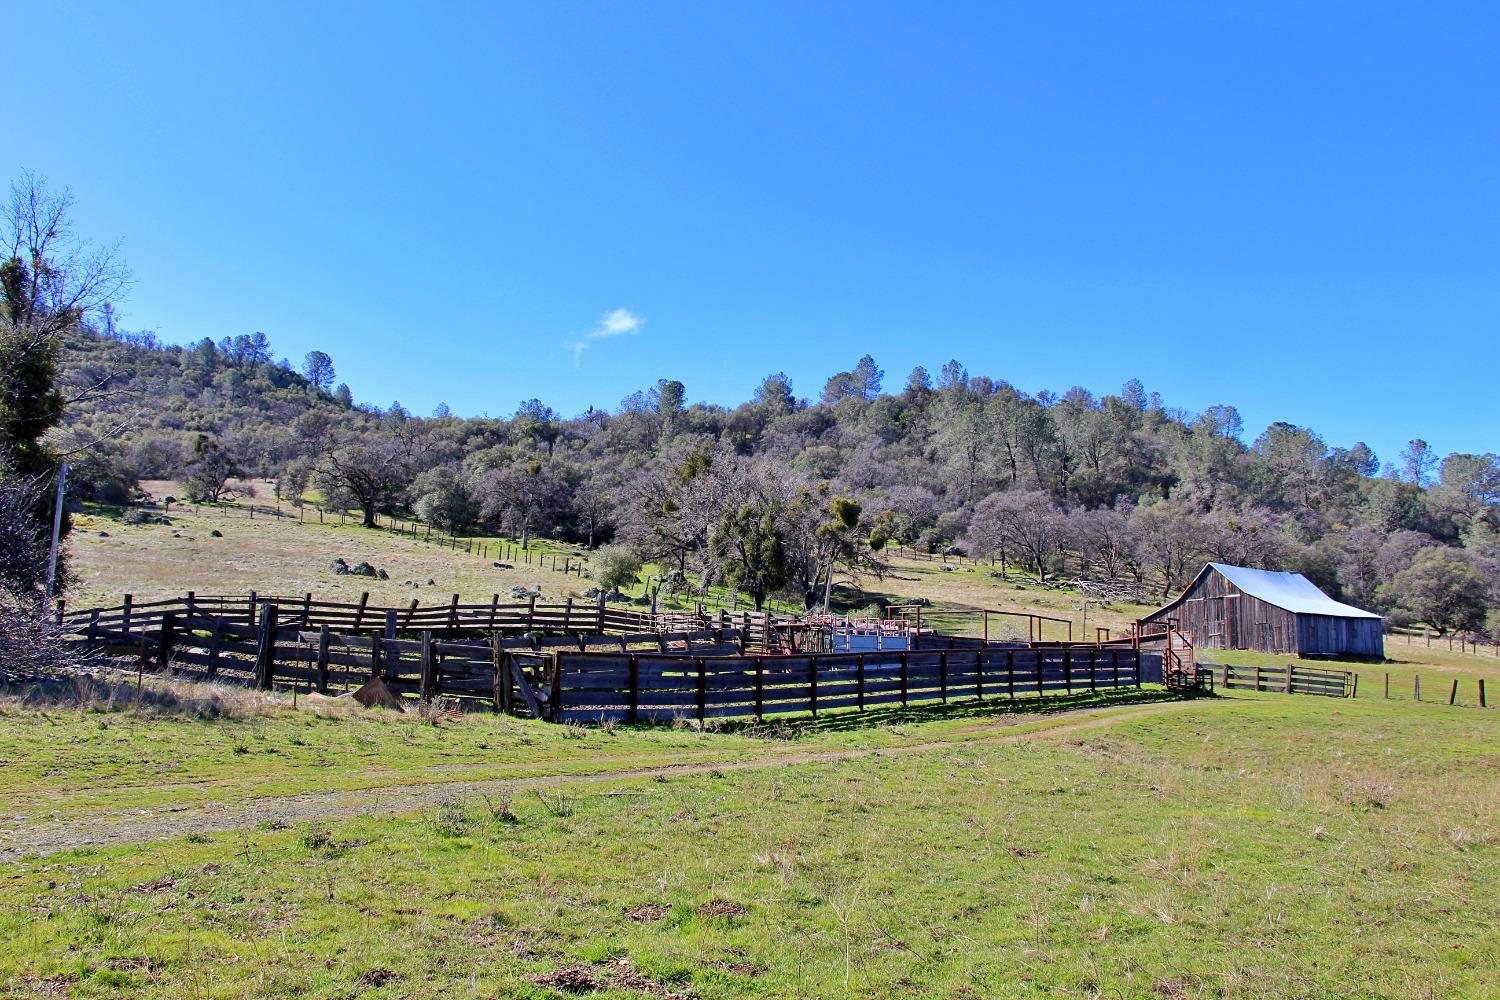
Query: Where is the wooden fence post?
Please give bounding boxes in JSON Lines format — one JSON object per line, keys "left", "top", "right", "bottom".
{"left": 563, "top": 597, "right": 573, "bottom": 633}
{"left": 491, "top": 635, "right": 507, "bottom": 714}
{"left": 448, "top": 593, "right": 460, "bottom": 632}
{"left": 314, "top": 625, "right": 331, "bottom": 693}
{"left": 247, "top": 590, "right": 256, "bottom": 628}
{"left": 856, "top": 654, "right": 865, "bottom": 711}
{"left": 1449, "top": 678, "right": 1459, "bottom": 706}
{"left": 207, "top": 621, "right": 222, "bottom": 679}
{"left": 899, "top": 651, "right": 908, "bottom": 707}
{"left": 527, "top": 595, "right": 537, "bottom": 630}
{"left": 122, "top": 593, "right": 133, "bottom": 635}
{"left": 1035, "top": 651, "right": 1043, "bottom": 695}
{"left": 753, "top": 657, "right": 765, "bottom": 720}
{"left": 384, "top": 610, "right": 398, "bottom": 680}
{"left": 1285, "top": 665, "right": 1294, "bottom": 694}
{"left": 808, "top": 655, "right": 819, "bottom": 717}
{"left": 419, "top": 631, "right": 436, "bottom": 703}
{"left": 939, "top": 651, "right": 948, "bottom": 703}
{"left": 695, "top": 656, "right": 707, "bottom": 723}
{"left": 157, "top": 613, "right": 176, "bottom": 673}
{"left": 1480, "top": 678, "right": 1487, "bottom": 709}
{"left": 1063, "top": 649, "right": 1072, "bottom": 694}
{"left": 254, "top": 604, "right": 278, "bottom": 690}
{"left": 628, "top": 654, "right": 640, "bottom": 723}
{"left": 353, "top": 591, "right": 369, "bottom": 631}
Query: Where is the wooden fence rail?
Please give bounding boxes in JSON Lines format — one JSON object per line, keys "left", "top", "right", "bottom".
{"left": 61, "top": 592, "right": 774, "bottom": 650}
{"left": 548, "top": 646, "right": 1165, "bottom": 723}
{"left": 1215, "top": 663, "right": 1353, "bottom": 698}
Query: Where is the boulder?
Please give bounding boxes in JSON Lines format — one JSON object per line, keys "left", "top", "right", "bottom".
{"left": 350, "top": 561, "right": 378, "bottom": 577}
{"left": 582, "top": 587, "right": 601, "bottom": 599}
{"left": 97, "top": 530, "right": 109, "bottom": 537}
{"left": 209, "top": 529, "right": 223, "bottom": 538}
{"left": 329, "top": 558, "right": 350, "bottom": 576}
{"left": 376, "top": 569, "right": 389, "bottom": 580}
{"left": 426, "top": 578, "right": 435, "bottom": 585}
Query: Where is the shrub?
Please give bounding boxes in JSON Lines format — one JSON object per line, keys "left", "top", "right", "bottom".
{"left": 593, "top": 546, "right": 642, "bottom": 594}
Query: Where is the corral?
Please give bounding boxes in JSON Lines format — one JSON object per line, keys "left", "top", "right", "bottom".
{"left": 57, "top": 592, "right": 1197, "bottom": 722}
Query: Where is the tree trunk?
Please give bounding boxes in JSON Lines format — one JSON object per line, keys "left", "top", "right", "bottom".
{"left": 362, "top": 501, "right": 376, "bottom": 528}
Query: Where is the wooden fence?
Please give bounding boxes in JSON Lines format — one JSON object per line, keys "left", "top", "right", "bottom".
{"left": 1214, "top": 662, "right": 1353, "bottom": 698}
{"left": 547, "top": 646, "right": 1164, "bottom": 723}
{"left": 69, "top": 601, "right": 753, "bottom": 716}
{"left": 60, "top": 592, "right": 772, "bottom": 648}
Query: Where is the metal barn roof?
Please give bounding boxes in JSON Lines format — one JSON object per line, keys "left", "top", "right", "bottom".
{"left": 1207, "top": 563, "right": 1382, "bottom": 619}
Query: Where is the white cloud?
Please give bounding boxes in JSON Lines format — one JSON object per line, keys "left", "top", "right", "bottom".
{"left": 596, "top": 308, "right": 642, "bottom": 338}
{"left": 567, "top": 308, "right": 644, "bottom": 366}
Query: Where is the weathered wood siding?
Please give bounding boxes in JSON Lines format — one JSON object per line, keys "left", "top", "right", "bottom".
{"left": 1296, "top": 614, "right": 1384, "bottom": 658}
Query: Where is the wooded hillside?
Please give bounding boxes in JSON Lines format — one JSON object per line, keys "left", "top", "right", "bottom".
{"left": 56, "top": 328, "right": 1500, "bottom": 633}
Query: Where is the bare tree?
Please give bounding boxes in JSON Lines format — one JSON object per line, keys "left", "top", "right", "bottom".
{"left": 968, "top": 489, "right": 1067, "bottom": 583}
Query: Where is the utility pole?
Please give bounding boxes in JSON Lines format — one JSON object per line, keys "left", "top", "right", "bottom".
{"left": 45, "top": 462, "right": 68, "bottom": 609}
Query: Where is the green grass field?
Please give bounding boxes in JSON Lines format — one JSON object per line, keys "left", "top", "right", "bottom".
{"left": 1, "top": 687, "right": 1495, "bottom": 998}
{"left": 26, "top": 489, "right": 1500, "bottom": 997}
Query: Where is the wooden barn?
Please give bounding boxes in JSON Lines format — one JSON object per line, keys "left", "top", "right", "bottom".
{"left": 1141, "top": 562, "right": 1384, "bottom": 658}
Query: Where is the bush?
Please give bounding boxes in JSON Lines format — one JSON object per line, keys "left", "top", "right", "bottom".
{"left": 593, "top": 546, "right": 642, "bottom": 594}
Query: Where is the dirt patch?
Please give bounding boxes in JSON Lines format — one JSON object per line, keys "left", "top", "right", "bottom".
{"left": 356, "top": 968, "right": 401, "bottom": 988}
{"left": 696, "top": 898, "right": 748, "bottom": 919}
{"left": 528, "top": 964, "right": 603, "bottom": 993}
{"left": 625, "top": 903, "right": 670, "bottom": 922}
{"left": 528, "top": 959, "right": 686, "bottom": 998}
{"left": 19, "top": 973, "right": 78, "bottom": 997}
{"left": 714, "top": 960, "right": 764, "bottom": 977}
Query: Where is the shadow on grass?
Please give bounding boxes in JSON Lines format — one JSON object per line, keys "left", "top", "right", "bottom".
{"left": 603, "top": 686, "right": 1211, "bottom": 738}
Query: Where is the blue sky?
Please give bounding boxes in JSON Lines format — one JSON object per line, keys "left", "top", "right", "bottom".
{"left": 8, "top": 3, "right": 1497, "bottom": 465}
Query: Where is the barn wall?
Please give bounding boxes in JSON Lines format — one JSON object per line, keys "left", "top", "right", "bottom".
{"left": 1296, "top": 615, "right": 1385, "bottom": 658}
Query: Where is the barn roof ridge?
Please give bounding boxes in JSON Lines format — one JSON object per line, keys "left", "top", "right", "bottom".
{"left": 1205, "top": 562, "right": 1383, "bottom": 620}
